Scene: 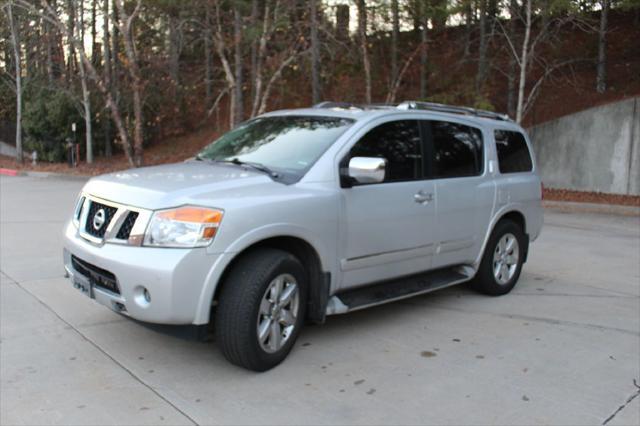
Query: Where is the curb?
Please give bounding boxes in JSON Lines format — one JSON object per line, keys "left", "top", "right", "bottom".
{"left": 0, "top": 168, "right": 19, "bottom": 176}
{"left": 543, "top": 200, "right": 640, "bottom": 217}
{"left": 0, "top": 168, "right": 90, "bottom": 180}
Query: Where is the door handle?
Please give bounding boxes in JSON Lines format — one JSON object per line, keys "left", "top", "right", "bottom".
{"left": 414, "top": 190, "right": 433, "bottom": 204}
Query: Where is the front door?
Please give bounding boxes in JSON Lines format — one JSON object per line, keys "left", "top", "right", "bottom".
{"left": 339, "top": 119, "right": 437, "bottom": 288}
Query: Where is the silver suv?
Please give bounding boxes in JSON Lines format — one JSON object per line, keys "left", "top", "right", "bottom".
{"left": 63, "top": 102, "right": 543, "bottom": 371}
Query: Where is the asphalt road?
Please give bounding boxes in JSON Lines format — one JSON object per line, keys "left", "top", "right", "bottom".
{"left": 1, "top": 175, "right": 639, "bottom": 426}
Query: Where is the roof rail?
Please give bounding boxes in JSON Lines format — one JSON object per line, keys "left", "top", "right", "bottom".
{"left": 397, "top": 101, "right": 512, "bottom": 121}
{"left": 312, "top": 101, "right": 363, "bottom": 110}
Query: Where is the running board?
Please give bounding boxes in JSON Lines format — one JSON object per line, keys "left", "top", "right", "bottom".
{"left": 325, "top": 266, "right": 473, "bottom": 315}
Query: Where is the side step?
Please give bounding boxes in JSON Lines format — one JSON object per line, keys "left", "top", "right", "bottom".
{"left": 326, "top": 266, "right": 473, "bottom": 315}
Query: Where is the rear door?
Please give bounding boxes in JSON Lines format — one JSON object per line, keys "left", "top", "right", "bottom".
{"left": 339, "top": 119, "right": 437, "bottom": 288}
{"left": 423, "top": 120, "right": 495, "bottom": 268}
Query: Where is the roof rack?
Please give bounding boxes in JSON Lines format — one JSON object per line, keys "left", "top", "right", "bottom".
{"left": 312, "top": 100, "right": 512, "bottom": 121}
{"left": 312, "top": 101, "right": 363, "bottom": 110}
{"left": 397, "top": 101, "right": 512, "bottom": 121}
{"left": 312, "top": 101, "right": 394, "bottom": 111}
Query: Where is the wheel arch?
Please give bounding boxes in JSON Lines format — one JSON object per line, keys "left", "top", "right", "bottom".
{"left": 211, "top": 235, "right": 330, "bottom": 324}
{"left": 475, "top": 207, "right": 529, "bottom": 268}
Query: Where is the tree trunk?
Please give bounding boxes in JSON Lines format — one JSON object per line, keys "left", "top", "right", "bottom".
{"left": 516, "top": 0, "right": 532, "bottom": 123}
{"left": 419, "top": 2, "right": 428, "bottom": 100}
{"left": 212, "top": 0, "right": 237, "bottom": 128}
{"left": 66, "top": 0, "right": 76, "bottom": 84}
{"left": 335, "top": 4, "right": 349, "bottom": 41}
{"left": 103, "top": 0, "right": 112, "bottom": 157}
{"left": 310, "top": 0, "right": 321, "bottom": 104}
{"left": 463, "top": 0, "right": 473, "bottom": 59}
{"left": 7, "top": 2, "right": 23, "bottom": 163}
{"left": 249, "top": 0, "right": 259, "bottom": 106}
{"left": 506, "top": 0, "right": 518, "bottom": 118}
{"left": 111, "top": 0, "right": 120, "bottom": 106}
{"left": 357, "top": 0, "right": 371, "bottom": 103}
{"left": 73, "top": 0, "right": 94, "bottom": 164}
{"left": 390, "top": 0, "right": 399, "bottom": 90}
{"left": 250, "top": 1, "right": 270, "bottom": 118}
{"left": 91, "top": 0, "right": 97, "bottom": 63}
{"left": 204, "top": 1, "right": 214, "bottom": 107}
{"left": 476, "top": 0, "right": 488, "bottom": 94}
{"left": 168, "top": 11, "right": 180, "bottom": 86}
{"left": 233, "top": 7, "right": 244, "bottom": 124}
{"left": 45, "top": 8, "right": 55, "bottom": 83}
{"left": 115, "top": 0, "right": 144, "bottom": 165}
{"left": 596, "top": 0, "right": 608, "bottom": 94}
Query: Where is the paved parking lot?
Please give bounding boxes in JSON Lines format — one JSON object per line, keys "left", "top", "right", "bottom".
{"left": 1, "top": 175, "right": 639, "bottom": 426}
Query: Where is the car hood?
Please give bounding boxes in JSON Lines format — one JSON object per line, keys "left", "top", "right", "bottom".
{"left": 82, "top": 161, "right": 280, "bottom": 210}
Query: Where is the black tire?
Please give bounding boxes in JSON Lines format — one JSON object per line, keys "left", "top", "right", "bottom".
{"left": 215, "top": 248, "right": 307, "bottom": 371}
{"left": 471, "top": 219, "right": 526, "bottom": 296}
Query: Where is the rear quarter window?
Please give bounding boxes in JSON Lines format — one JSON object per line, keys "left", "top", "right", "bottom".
{"left": 494, "top": 130, "right": 533, "bottom": 173}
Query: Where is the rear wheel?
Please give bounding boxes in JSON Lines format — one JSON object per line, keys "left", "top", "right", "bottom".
{"left": 215, "top": 248, "right": 307, "bottom": 371}
{"left": 471, "top": 220, "right": 526, "bottom": 295}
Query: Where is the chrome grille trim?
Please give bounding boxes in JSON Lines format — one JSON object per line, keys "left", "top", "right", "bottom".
{"left": 78, "top": 194, "right": 152, "bottom": 246}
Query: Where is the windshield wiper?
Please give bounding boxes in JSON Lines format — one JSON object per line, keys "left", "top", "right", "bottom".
{"left": 228, "top": 158, "right": 280, "bottom": 178}
{"left": 204, "top": 157, "right": 279, "bottom": 179}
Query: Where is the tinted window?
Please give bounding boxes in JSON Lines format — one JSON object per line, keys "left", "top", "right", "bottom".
{"left": 494, "top": 130, "right": 533, "bottom": 173}
{"left": 430, "top": 121, "right": 483, "bottom": 178}
{"left": 348, "top": 120, "right": 422, "bottom": 183}
{"left": 198, "top": 116, "right": 354, "bottom": 179}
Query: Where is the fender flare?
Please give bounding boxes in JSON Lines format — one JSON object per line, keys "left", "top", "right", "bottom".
{"left": 192, "top": 224, "right": 333, "bottom": 325}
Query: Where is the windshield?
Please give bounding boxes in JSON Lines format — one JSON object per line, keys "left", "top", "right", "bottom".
{"left": 197, "top": 116, "right": 354, "bottom": 182}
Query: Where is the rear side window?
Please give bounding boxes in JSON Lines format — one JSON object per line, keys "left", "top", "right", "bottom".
{"left": 348, "top": 120, "right": 422, "bottom": 183}
{"left": 494, "top": 130, "right": 533, "bottom": 173}
{"left": 430, "top": 121, "right": 483, "bottom": 178}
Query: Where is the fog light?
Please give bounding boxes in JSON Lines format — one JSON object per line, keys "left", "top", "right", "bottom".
{"left": 133, "top": 286, "right": 151, "bottom": 308}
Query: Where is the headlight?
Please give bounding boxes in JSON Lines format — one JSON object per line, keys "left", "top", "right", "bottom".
{"left": 143, "top": 206, "right": 223, "bottom": 248}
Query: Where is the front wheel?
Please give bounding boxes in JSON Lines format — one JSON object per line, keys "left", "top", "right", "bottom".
{"left": 471, "top": 219, "right": 526, "bottom": 296}
{"left": 215, "top": 248, "right": 307, "bottom": 371}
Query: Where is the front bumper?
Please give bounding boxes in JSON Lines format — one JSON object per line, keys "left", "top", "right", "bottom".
{"left": 63, "top": 221, "right": 222, "bottom": 324}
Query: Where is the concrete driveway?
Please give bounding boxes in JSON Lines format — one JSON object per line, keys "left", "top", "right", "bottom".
{"left": 1, "top": 175, "right": 639, "bottom": 426}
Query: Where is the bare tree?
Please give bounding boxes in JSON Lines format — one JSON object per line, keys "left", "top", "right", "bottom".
{"left": 212, "top": 0, "right": 238, "bottom": 127}
{"left": 114, "top": 0, "right": 144, "bottom": 165}
{"left": 19, "top": 0, "right": 140, "bottom": 166}
{"left": 419, "top": 0, "right": 428, "bottom": 99}
{"left": 476, "top": 0, "right": 489, "bottom": 94}
{"left": 204, "top": 0, "right": 214, "bottom": 107}
{"left": 72, "top": 0, "right": 94, "bottom": 164}
{"left": 4, "top": 0, "right": 23, "bottom": 163}
{"left": 248, "top": 0, "right": 306, "bottom": 116}
{"left": 498, "top": 0, "right": 580, "bottom": 122}
{"left": 233, "top": 6, "right": 244, "bottom": 124}
{"left": 103, "top": 0, "right": 112, "bottom": 157}
{"left": 516, "top": 0, "right": 532, "bottom": 122}
{"left": 596, "top": 0, "right": 609, "bottom": 93}
{"left": 390, "top": 0, "right": 399, "bottom": 89}
{"left": 310, "top": 0, "right": 321, "bottom": 104}
{"left": 357, "top": 0, "right": 371, "bottom": 103}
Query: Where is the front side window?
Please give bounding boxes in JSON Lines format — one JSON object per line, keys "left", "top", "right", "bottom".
{"left": 197, "top": 116, "right": 354, "bottom": 181}
{"left": 494, "top": 130, "right": 533, "bottom": 173}
{"left": 347, "top": 120, "right": 422, "bottom": 183}
{"left": 430, "top": 121, "right": 483, "bottom": 178}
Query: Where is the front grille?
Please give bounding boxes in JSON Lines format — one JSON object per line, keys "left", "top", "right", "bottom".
{"left": 115, "top": 211, "right": 139, "bottom": 240}
{"left": 71, "top": 255, "right": 120, "bottom": 295}
{"left": 84, "top": 201, "right": 118, "bottom": 238}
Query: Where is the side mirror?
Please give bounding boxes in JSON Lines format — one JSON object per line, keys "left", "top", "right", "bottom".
{"left": 347, "top": 157, "right": 386, "bottom": 184}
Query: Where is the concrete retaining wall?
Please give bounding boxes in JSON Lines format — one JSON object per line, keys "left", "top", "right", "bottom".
{"left": 529, "top": 97, "right": 639, "bottom": 195}
{"left": 0, "top": 141, "right": 17, "bottom": 158}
